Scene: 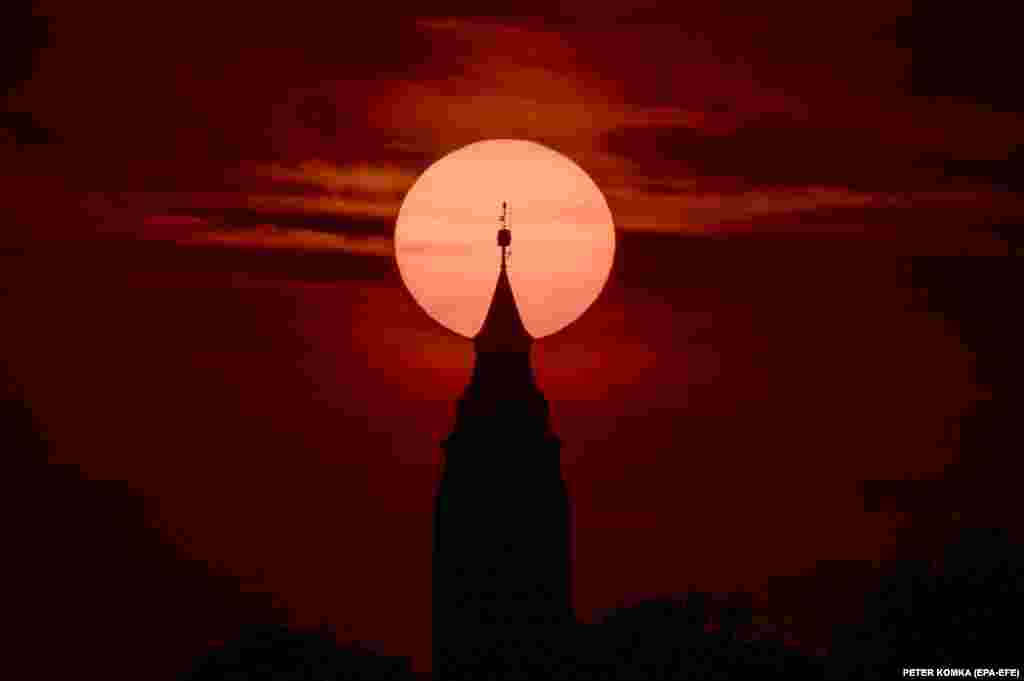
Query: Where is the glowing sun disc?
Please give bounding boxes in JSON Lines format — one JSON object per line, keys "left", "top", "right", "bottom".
{"left": 395, "top": 139, "right": 616, "bottom": 339}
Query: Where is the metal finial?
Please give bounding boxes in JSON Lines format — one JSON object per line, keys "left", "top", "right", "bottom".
{"left": 497, "top": 201, "right": 511, "bottom": 268}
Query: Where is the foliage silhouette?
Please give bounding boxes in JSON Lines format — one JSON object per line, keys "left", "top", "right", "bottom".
{"left": 182, "top": 624, "right": 416, "bottom": 681}
{"left": 826, "top": 527, "right": 1024, "bottom": 679}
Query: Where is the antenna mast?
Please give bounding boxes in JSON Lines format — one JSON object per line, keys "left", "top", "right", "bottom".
{"left": 497, "top": 201, "right": 511, "bottom": 268}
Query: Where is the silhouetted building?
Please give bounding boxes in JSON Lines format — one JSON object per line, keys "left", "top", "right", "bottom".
{"left": 432, "top": 204, "right": 574, "bottom": 679}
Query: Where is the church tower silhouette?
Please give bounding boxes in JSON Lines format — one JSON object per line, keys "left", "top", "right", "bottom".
{"left": 432, "top": 203, "right": 574, "bottom": 679}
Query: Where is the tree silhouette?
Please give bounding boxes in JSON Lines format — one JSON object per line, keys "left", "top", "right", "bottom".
{"left": 570, "top": 594, "right": 820, "bottom": 679}
{"left": 182, "top": 624, "right": 416, "bottom": 681}
{"left": 826, "top": 527, "right": 1024, "bottom": 679}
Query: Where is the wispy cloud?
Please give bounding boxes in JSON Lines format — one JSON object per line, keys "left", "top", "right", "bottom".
{"left": 190, "top": 226, "right": 394, "bottom": 256}
{"left": 13, "top": 9, "right": 1017, "bottom": 254}
{"left": 373, "top": 19, "right": 625, "bottom": 146}
{"left": 255, "top": 160, "right": 418, "bottom": 196}
{"left": 143, "top": 214, "right": 394, "bottom": 257}
{"left": 222, "top": 159, "right": 420, "bottom": 226}
{"left": 245, "top": 193, "right": 401, "bottom": 220}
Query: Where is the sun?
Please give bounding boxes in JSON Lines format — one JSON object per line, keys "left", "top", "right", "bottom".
{"left": 394, "top": 139, "right": 616, "bottom": 338}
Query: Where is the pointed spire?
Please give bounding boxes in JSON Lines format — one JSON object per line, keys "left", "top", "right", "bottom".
{"left": 445, "top": 204, "right": 553, "bottom": 445}
{"left": 475, "top": 202, "right": 532, "bottom": 353}
{"left": 475, "top": 263, "right": 532, "bottom": 352}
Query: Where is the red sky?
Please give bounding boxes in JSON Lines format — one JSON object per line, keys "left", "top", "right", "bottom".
{"left": 3, "top": 2, "right": 1022, "bottom": 676}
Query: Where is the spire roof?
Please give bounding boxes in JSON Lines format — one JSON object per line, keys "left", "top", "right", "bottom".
{"left": 474, "top": 262, "right": 533, "bottom": 353}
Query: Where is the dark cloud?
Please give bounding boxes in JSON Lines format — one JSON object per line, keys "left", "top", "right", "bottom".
{"left": 0, "top": 109, "right": 59, "bottom": 146}
{"left": 934, "top": 147, "right": 1024, "bottom": 194}
{"left": 5, "top": 236, "right": 395, "bottom": 287}
{"left": 1, "top": 5, "right": 55, "bottom": 150}
{"left": 892, "top": 3, "right": 1023, "bottom": 113}
{"left": 1, "top": 4, "right": 52, "bottom": 96}
{"left": 183, "top": 208, "right": 394, "bottom": 237}
{"left": 603, "top": 113, "right": 1015, "bottom": 195}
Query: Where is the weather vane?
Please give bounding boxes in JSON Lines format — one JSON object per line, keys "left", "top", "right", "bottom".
{"left": 498, "top": 201, "right": 511, "bottom": 268}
